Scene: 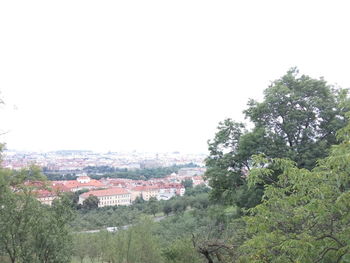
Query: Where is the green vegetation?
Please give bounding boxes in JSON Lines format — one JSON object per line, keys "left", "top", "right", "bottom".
{"left": 181, "top": 178, "right": 194, "bottom": 189}
{"left": 70, "top": 185, "right": 210, "bottom": 231}
{"left": 239, "top": 140, "right": 350, "bottom": 262}
{"left": 70, "top": 188, "right": 237, "bottom": 263}
{"left": 0, "top": 167, "right": 74, "bottom": 263}
{"left": 200, "top": 68, "right": 350, "bottom": 262}
{"left": 85, "top": 164, "right": 198, "bottom": 180}
{"left": 205, "top": 68, "right": 349, "bottom": 208}
{"left": 72, "top": 219, "right": 165, "bottom": 263}
{"left": 42, "top": 171, "right": 77, "bottom": 181}
{"left": 71, "top": 194, "right": 214, "bottom": 263}
{"left": 82, "top": 195, "right": 99, "bottom": 210}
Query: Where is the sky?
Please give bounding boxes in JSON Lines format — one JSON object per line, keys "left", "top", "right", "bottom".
{"left": 1, "top": 0, "right": 350, "bottom": 154}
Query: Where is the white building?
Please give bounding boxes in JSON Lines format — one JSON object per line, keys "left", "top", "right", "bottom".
{"left": 79, "top": 187, "right": 131, "bottom": 207}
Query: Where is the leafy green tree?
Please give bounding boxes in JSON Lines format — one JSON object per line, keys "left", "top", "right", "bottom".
{"left": 191, "top": 193, "right": 210, "bottom": 210}
{"left": 185, "top": 184, "right": 210, "bottom": 196}
{"left": 73, "top": 234, "right": 90, "bottom": 263}
{"left": 133, "top": 195, "right": 145, "bottom": 204}
{"left": 85, "top": 234, "right": 102, "bottom": 263}
{"left": 239, "top": 119, "right": 350, "bottom": 262}
{"left": 206, "top": 68, "right": 349, "bottom": 207}
{"left": 146, "top": 197, "right": 159, "bottom": 216}
{"left": 205, "top": 119, "right": 264, "bottom": 207}
{"left": 181, "top": 178, "right": 193, "bottom": 189}
{"left": 244, "top": 67, "right": 348, "bottom": 169}
{"left": 0, "top": 176, "right": 40, "bottom": 263}
{"left": 0, "top": 167, "right": 74, "bottom": 263}
{"left": 68, "top": 189, "right": 89, "bottom": 208}
{"left": 82, "top": 195, "right": 99, "bottom": 210}
{"left": 128, "top": 219, "right": 164, "bottom": 263}
{"left": 32, "top": 196, "right": 74, "bottom": 263}
{"left": 173, "top": 199, "right": 187, "bottom": 214}
{"left": 163, "top": 202, "right": 172, "bottom": 216}
{"left": 162, "top": 237, "right": 201, "bottom": 263}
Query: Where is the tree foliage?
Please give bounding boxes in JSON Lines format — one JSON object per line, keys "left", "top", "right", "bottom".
{"left": 238, "top": 119, "right": 350, "bottom": 262}
{"left": 0, "top": 167, "right": 74, "bottom": 263}
{"left": 244, "top": 68, "right": 348, "bottom": 168}
{"left": 81, "top": 164, "right": 198, "bottom": 180}
{"left": 205, "top": 68, "right": 349, "bottom": 207}
{"left": 73, "top": 219, "right": 164, "bottom": 263}
{"left": 82, "top": 195, "right": 99, "bottom": 210}
{"left": 181, "top": 178, "right": 193, "bottom": 189}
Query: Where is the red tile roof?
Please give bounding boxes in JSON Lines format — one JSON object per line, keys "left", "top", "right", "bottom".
{"left": 25, "top": 181, "right": 70, "bottom": 195}
{"left": 51, "top": 183, "right": 70, "bottom": 192}
{"left": 81, "top": 187, "right": 130, "bottom": 198}
{"left": 54, "top": 179, "right": 104, "bottom": 190}
{"left": 131, "top": 185, "right": 160, "bottom": 192}
{"left": 34, "top": 189, "right": 57, "bottom": 198}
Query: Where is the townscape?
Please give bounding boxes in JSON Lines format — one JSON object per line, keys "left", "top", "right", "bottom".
{"left": 2, "top": 68, "right": 350, "bottom": 263}
{"left": 3, "top": 150, "right": 207, "bottom": 208}
{"left": 34, "top": 168, "right": 206, "bottom": 207}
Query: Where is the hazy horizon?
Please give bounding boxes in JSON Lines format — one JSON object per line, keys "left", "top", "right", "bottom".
{"left": 1, "top": 1, "right": 350, "bottom": 153}
{"left": 3, "top": 148, "right": 208, "bottom": 155}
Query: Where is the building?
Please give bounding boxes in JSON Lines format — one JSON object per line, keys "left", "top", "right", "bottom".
{"left": 158, "top": 183, "right": 185, "bottom": 197}
{"left": 79, "top": 187, "right": 131, "bottom": 207}
{"left": 53, "top": 174, "right": 105, "bottom": 192}
{"left": 131, "top": 183, "right": 185, "bottom": 201}
{"left": 192, "top": 176, "right": 206, "bottom": 186}
{"left": 26, "top": 181, "right": 70, "bottom": 206}
{"left": 34, "top": 189, "right": 58, "bottom": 206}
{"left": 130, "top": 185, "right": 160, "bottom": 201}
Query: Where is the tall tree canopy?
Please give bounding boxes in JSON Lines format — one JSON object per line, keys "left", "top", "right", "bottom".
{"left": 205, "top": 68, "right": 349, "bottom": 207}
{"left": 238, "top": 117, "right": 350, "bottom": 262}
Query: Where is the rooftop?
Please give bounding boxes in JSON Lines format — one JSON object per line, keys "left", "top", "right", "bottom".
{"left": 81, "top": 187, "right": 130, "bottom": 198}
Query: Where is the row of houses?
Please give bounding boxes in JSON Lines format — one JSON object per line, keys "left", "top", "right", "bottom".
{"left": 34, "top": 173, "right": 197, "bottom": 207}
{"left": 77, "top": 178, "right": 186, "bottom": 207}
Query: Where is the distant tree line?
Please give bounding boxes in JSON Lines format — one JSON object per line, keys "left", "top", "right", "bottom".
{"left": 41, "top": 171, "right": 77, "bottom": 181}
{"left": 43, "top": 163, "right": 199, "bottom": 181}
{"left": 85, "top": 163, "right": 199, "bottom": 180}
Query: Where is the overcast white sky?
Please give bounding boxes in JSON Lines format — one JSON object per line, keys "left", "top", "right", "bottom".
{"left": 1, "top": 0, "right": 350, "bottom": 154}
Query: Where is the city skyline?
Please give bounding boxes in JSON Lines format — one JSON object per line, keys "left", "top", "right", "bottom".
{"left": 2, "top": 148, "right": 206, "bottom": 171}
